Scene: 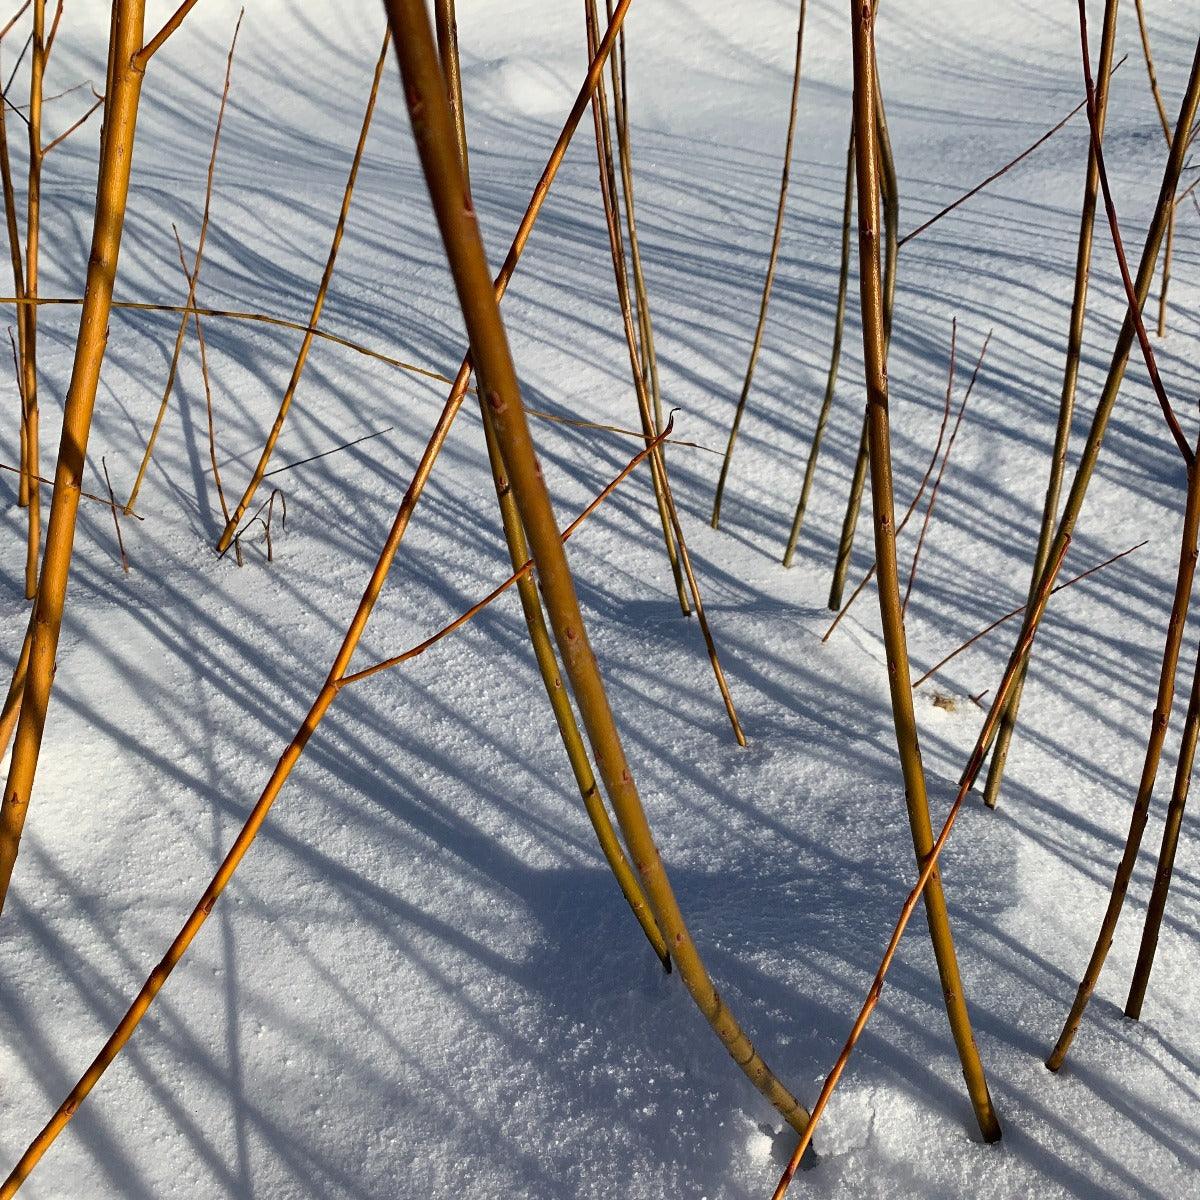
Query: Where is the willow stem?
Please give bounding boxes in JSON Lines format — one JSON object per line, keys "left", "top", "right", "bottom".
{"left": 772, "top": 536, "right": 1068, "bottom": 1197}
{"left": 20, "top": 0, "right": 44, "bottom": 598}
{"left": 124, "top": 9, "right": 242, "bottom": 515}
{"left": 981, "top": 0, "right": 1120, "bottom": 809}
{"left": 587, "top": 1, "right": 689, "bottom": 615}
{"left": 587, "top": 1, "right": 745, "bottom": 744}
{"left": 1125, "top": 615, "right": 1200, "bottom": 1016}
{"left": 435, "top": 0, "right": 669, "bottom": 966}
{"left": 963, "top": 31, "right": 1200, "bottom": 807}
{"left": 711, "top": 0, "right": 807, "bottom": 529}
{"left": 842, "top": 0, "right": 999, "bottom": 1143}
{"left": 783, "top": 122, "right": 853, "bottom": 567}
{"left": 1046, "top": 438, "right": 1200, "bottom": 1068}
{"left": 217, "top": 29, "right": 390, "bottom": 553}
{"left": 0, "top": 0, "right": 158, "bottom": 920}
{"left": 387, "top": 0, "right": 806, "bottom": 1132}
{"left": 828, "top": 65, "right": 896, "bottom": 610}
{"left": 604, "top": 0, "right": 662, "bottom": 441}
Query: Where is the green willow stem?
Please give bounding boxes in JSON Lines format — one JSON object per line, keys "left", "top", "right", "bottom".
{"left": 840, "top": 0, "right": 1000, "bottom": 1143}
{"left": 783, "top": 122, "right": 852, "bottom": 567}
{"left": 711, "top": 0, "right": 807, "bottom": 529}
{"left": 828, "top": 68, "right": 896, "bottom": 610}
{"left": 434, "top": 0, "right": 669, "bottom": 966}
{"left": 982, "top": 0, "right": 1119, "bottom": 809}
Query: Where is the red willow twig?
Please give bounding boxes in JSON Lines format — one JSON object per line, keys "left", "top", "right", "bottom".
{"left": 900, "top": 329, "right": 992, "bottom": 615}
{"left": 1077, "top": 0, "right": 1191, "bottom": 468}
{"left": 898, "top": 55, "right": 1127, "bottom": 248}
{"left": 912, "top": 539, "right": 1147, "bottom": 689}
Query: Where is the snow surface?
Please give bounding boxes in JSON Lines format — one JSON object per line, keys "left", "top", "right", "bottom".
{"left": 2, "top": 0, "right": 1199, "bottom": 1196}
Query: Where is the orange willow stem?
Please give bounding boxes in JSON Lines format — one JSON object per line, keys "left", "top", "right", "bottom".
{"left": 0, "top": 0, "right": 166, "bottom": 918}
{"left": 710, "top": 0, "right": 807, "bottom": 529}
{"left": 342, "top": 420, "right": 674, "bottom": 686}
{"left": 384, "top": 0, "right": 806, "bottom": 1133}
{"left": 217, "top": 29, "right": 390, "bottom": 552}
{"left": 0, "top": 7, "right": 28, "bottom": 508}
{"left": 131, "top": 0, "right": 199, "bottom": 69}
{"left": 0, "top": 421, "right": 673, "bottom": 1193}
{"left": 124, "top": 8, "right": 242, "bottom": 515}
{"left": 773, "top": 535, "right": 1070, "bottom": 1199}
{"left": 839, "top": 0, "right": 1000, "bottom": 1146}
{"left": 1, "top": 9, "right": 653, "bottom": 1188}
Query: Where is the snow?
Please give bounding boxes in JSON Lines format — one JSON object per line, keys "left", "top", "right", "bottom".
{"left": 1, "top": 0, "right": 1199, "bottom": 1196}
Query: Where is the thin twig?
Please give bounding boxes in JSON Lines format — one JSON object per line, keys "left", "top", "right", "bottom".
{"left": 1078, "top": 2, "right": 1191, "bottom": 467}
{"left": 912, "top": 540, "right": 1146, "bottom": 689}
{"left": 900, "top": 329, "right": 990, "bottom": 614}
{"left": 898, "top": 55, "right": 1127, "bottom": 248}
{"left": 100, "top": 456, "right": 129, "bottom": 573}
{"left": 821, "top": 316, "right": 957, "bottom": 641}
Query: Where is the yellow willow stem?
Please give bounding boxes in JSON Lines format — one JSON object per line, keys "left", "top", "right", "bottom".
{"left": 384, "top": 0, "right": 808, "bottom": 1133}
{"left": 586, "top": 0, "right": 688, "bottom": 614}
{"left": 783, "top": 122, "right": 852, "bottom": 566}
{"left": 217, "top": 29, "right": 390, "bottom": 553}
{"left": 828, "top": 65, "right": 896, "bottom": 610}
{"left": 963, "top": 31, "right": 1200, "bottom": 805}
{"left": 846, "top": 0, "right": 1000, "bottom": 1141}
{"left": 772, "top": 538, "right": 1070, "bottom": 1199}
{"left": 603, "top": 0, "right": 662, "bottom": 437}
{"left": 586, "top": 0, "right": 744, "bottom": 743}
{"left": 0, "top": 0, "right": 154, "bottom": 914}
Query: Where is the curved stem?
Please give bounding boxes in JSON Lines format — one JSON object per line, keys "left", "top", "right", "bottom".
{"left": 436, "top": 0, "right": 669, "bottom": 965}
{"left": 388, "top": 0, "right": 807, "bottom": 1132}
